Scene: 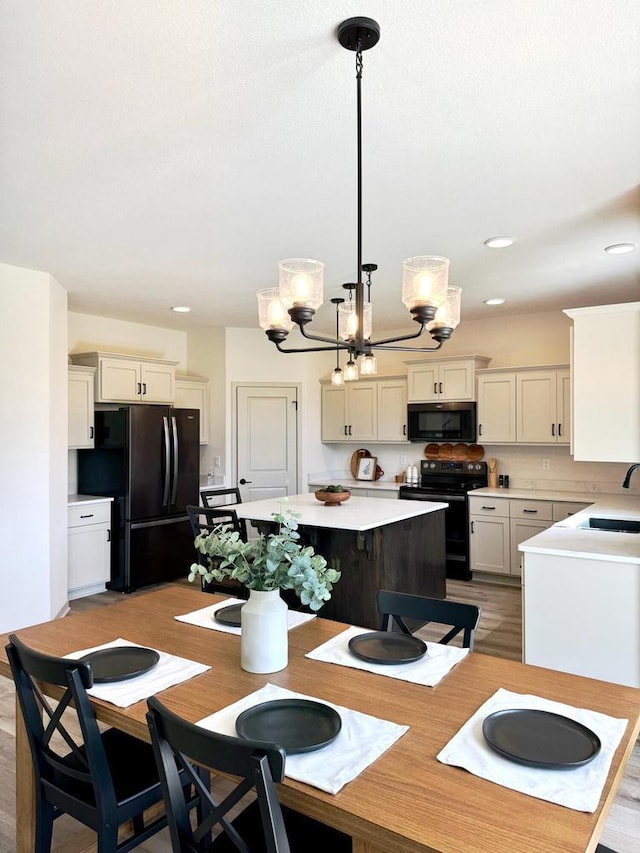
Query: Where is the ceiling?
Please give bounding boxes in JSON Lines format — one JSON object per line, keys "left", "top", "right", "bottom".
{"left": 1, "top": 1, "right": 639, "bottom": 338}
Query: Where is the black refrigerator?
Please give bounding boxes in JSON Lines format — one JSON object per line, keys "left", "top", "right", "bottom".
{"left": 78, "top": 405, "right": 200, "bottom": 592}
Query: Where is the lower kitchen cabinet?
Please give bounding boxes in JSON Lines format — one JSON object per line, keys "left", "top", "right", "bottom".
{"left": 470, "top": 495, "right": 592, "bottom": 580}
{"left": 469, "top": 498, "right": 510, "bottom": 574}
{"left": 67, "top": 500, "right": 112, "bottom": 600}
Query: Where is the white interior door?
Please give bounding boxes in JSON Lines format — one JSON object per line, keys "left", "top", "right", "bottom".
{"left": 234, "top": 385, "right": 299, "bottom": 503}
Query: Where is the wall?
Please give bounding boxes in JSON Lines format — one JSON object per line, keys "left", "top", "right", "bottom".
{"left": 0, "top": 263, "right": 68, "bottom": 633}
{"left": 186, "top": 326, "right": 226, "bottom": 478}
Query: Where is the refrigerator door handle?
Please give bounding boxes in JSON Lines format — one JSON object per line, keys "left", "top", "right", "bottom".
{"left": 170, "top": 416, "right": 179, "bottom": 505}
{"left": 162, "top": 417, "right": 171, "bottom": 507}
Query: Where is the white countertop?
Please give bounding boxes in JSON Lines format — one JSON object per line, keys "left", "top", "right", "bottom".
{"left": 308, "top": 478, "right": 402, "bottom": 492}
{"left": 470, "top": 486, "right": 601, "bottom": 502}
{"left": 67, "top": 495, "right": 114, "bottom": 506}
{"left": 518, "top": 493, "right": 640, "bottom": 564}
{"left": 235, "top": 492, "right": 447, "bottom": 532}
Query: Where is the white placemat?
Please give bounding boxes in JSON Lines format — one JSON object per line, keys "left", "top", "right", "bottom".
{"left": 437, "top": 687, "right": 629, "bottom": 812}
{"left": 197, "top": 682, "right": 408, "bottom": 794}
{"left": 175, "top": 598, "right": 316, "bottom": 635}
{"left": 305, "top": 625, "right": 468, "bottom": 686}
{"left": 66, "top": 637, "right": 210, "bottom": 708}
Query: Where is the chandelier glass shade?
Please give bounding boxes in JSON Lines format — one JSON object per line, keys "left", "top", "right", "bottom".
{"left": 257, "top": 16, "right": 462, "bottom": 370}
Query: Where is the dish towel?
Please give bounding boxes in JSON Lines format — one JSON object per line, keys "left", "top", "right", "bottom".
{"left": 437, "top": 687, "right": 628, "bottom": 812}
{"left": 305, "top": 625, "right": 468, "bottom": 686}
{"left": 197, "top": 682, "right": 408, "bottom": 795}
{"left": 66, "top": 637, "right": 210, "bottom": 708}
{"left": 175, "top": 598, "right": 316, "bottom": 635}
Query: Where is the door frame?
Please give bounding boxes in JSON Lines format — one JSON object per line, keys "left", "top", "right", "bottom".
{"left": 230, "top": 382, "right": 303, "bottom": 495}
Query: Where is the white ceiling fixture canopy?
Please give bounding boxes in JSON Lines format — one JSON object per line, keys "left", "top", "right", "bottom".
{"left": 257, "top": 16, "right": 462, "bottom": 381}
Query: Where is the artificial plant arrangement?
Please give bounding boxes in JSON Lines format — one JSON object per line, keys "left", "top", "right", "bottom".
{"left": 188, "top": 509, "right": 341, "bottom": 611}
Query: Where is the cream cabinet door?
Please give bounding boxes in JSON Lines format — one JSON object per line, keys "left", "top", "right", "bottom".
{"left": 477, "top": 373, "right": 516, "bottom": 442}
{"left": 438, "top": 361, "right": 474, "bottom": 400}
{"left": 407, "top": 364, "right": 439, "bottom": 401}
{"left": 516, "top": 370, "right": 557, "bottom": 443}
{"left": 510, "top": 518, "right": 551, "bottom": 577}
{"left": 175, "top": 376, "right": 209, "bottom": 443}
{"left": 469, "top": 514, "right": 511, "bottom": 574}
{"left": 321, "top": 385, "right": 347, "bottom": 441}
{"left": 556, "top": 368, "right": 571, "bottom": 444}
{"left": 99, "top": 357, "right": 142, "bottom": 402}
{"left": 377, "top": 379, "right": 408, "bottom": 442}
{"left": 140, "top": 362, "right": 175, "bottom": 403}
{"left": 347, "top": 382, "right": 378, "bottom": 441}
{"left": 68, "top": 366, "right": 95, "bottom": 448}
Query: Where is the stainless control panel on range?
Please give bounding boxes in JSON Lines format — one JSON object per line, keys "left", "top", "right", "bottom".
{"left": 399, "top": 460, "right": 487, "bottom": 580}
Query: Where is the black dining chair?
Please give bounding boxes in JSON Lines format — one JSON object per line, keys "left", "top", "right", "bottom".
{"left": 6, "top": 633, "right": 193, "bottom": 853}
{"left": 146, "top": 695, "right": 352, "bottom": 852}
{"left": 186, "top": 504, "right": 249, "bottom": 598}
{"left": 200, "top": 485, "right": 243, "bottom": 510}
{"left": 377, "top": 589, "right": 481, "bottom": 650}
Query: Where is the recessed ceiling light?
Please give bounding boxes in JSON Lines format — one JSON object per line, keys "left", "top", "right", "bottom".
{"left": 171, "top": 305, "right": 191, "bottom": 313}
{"left": 484, "top": 298, "right": 506, "bottom": 306}
{"left": 604, "top": 242, "right": 636, "bottom": 254}
{"left": 484, "top": 236, "right": 514, "bottom": 249}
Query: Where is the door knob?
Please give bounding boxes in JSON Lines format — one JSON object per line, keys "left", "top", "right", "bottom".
{"left": 239, "top": 478, "right": 252, "bottom": 485}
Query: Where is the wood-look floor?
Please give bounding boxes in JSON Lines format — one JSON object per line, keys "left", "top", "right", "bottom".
{"left": 0, "top": 578, "right": 637, "bottom": 852}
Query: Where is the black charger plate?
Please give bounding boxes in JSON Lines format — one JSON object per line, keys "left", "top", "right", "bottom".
{"left": 79, "top": 646, "right": 160, "bottom": 684}
{"left": 348, "top": 631, "right": 427, "bottom": 664}
{"left": 214, "top": 603, "right": 244, "bottom": 627}
{"left": 482, "top": 708, "right": 601, "bottom": 769}
{"left": 235, "top": 699, "right": 341, "bottom": 754}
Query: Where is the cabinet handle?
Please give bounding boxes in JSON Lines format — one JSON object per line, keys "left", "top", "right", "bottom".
{"left": 558, "top": 423, "right": 562, "bottom": 436}
{"left": 479, "top": 424, "right": 482, "bottom": 436}
{"left": 470, "top": 521, "right": 474, "bottom": 533}
{"left": 142, "top": 382, "right": 147, "bottom": 395}
{"left": 107, "top": 529, "right": 111, "bottom": 541}
{"left": 523, "top": 509, "right": 538, "bottom": 514}
{"left": 433, "top": 382, "right": 438, "bottom": 395}
{"left": 348, "top": 425, "right": 352, "bottom": 435}
{"left": 344, "top": 425, "right": 348, "bottom": 436}
{"left": 403, "top": 424, "right": 406, "bottom": 435}
{"left": 80, "top": 513, "right": 94, "bottom": 519}
{"left": 551, "top": 423, "right": 555, "bottom": 436}
{"left": 89, "top": 426, "right": 94, "bottom": 439}
{"left": 439, "top": 382, "right": 443, "bottom": 394}
{"left": 481, "top": 506, "right": 496, "bottom": 511}
{"left": 137, "top": 382, "right": 142, "bottom": 395}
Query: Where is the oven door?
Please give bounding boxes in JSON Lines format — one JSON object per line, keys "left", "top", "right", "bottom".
{"left": 400, "top": 489, "right": 471, "bottom": 580}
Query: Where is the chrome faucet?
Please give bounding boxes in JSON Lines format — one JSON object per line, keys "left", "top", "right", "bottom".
{"left": 622, "top": 464, "right": 640, "bottom": 488}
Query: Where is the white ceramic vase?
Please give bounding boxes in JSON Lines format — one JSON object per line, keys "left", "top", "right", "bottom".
{"left": 240, "top": 588, "right": 288, "bottom": 673}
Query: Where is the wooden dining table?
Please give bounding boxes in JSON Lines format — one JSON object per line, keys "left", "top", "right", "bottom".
{"left": 1, "top": 584, "right": 639, "bottom": 853}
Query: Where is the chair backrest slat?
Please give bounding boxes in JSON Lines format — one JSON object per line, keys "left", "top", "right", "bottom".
{"left": 377, "top": 589, "right": 481, "bottom": 650}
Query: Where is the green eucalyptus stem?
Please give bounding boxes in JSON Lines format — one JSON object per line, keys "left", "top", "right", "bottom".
{"left": 188, "top": 509, "right": 341, "bottom": 612}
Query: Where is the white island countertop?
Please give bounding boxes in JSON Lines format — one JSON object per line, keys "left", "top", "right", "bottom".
{"left": 518, "top": 493, "right": 640, "bottom": 564}
{"left": 235, "top": 492, "right": 447, "bottom": 532}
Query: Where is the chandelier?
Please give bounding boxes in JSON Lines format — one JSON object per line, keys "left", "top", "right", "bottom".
{"left": 257, "top": 17, "right": 462, "bottom": 384}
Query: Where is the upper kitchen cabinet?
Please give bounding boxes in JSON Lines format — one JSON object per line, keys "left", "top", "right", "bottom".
{"left": 175, "top": 374, "right": 209, "bottom": 444}
{"left": 320, "top": 376, "right": 408, "bottom": 442}
{"left": 564, "top": 302, "right": 640, "bottom": 462}
{"left": 477, "top": 365, "right": 570, "bottom": 445}
{"left": 406, "top": 355, "right": 490, "bottom": 402}
{"left": 70, "top": 352, "right": 178, "bottom": 404}
{"left": 68, "top": 365, "right": 95, "bottom": 448}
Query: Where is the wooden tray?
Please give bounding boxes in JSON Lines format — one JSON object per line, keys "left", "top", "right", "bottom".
{"left": 424, "top": 443, "right": 440, "bottom": 460}
{"left": 468, "top": 444, "right": 485, "bottom": 460}
{"left": 438, "top": 443, "right": 454, "bottom": 461}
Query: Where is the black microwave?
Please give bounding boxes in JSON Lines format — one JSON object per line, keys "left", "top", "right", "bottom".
{"left": 407, "top": 402, "right": 477, "bottom": 442}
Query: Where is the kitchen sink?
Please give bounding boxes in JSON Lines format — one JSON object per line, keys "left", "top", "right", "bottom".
{"left": 578, "top": 517, "right": 640, "bottom": 533}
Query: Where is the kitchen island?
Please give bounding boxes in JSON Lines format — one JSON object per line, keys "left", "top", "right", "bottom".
{"left": 520, "top": 493, "right": 640, "bottom": 686}
{"left": 236, "top": 492, "right": 447, "bottom": 629}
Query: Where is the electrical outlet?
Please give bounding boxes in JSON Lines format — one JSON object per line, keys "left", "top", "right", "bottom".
{"left": 400, "top": 454, "right": 407, "bottom": 465}
{"left": 542, "top": 458, "right": 550, "bottom": 471}
{"left": 213, "top": 456, "right": 221, "bottom": 468}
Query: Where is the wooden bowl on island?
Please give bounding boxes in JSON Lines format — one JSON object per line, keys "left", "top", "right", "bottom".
{"left": 314, "top": 487, "right": 351, "bottom": 506}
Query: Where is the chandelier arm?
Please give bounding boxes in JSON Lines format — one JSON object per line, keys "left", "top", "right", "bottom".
{"left": 296, "top": 325, "right": 352, "bottom": 348}
{"left": 369, "top": 340, "right": 445, "bottom": 353}
{"left": 271, "top": 340, "right": 349, "bottom": 354}
{"left": 368, "top": 325, "right": 430, "bottom": 346}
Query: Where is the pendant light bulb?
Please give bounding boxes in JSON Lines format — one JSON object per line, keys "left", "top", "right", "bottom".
{"left": 344, "top": 358, "right": 359, "bottom": 382}
{"left": 331, "top": 367, "right": 344, "bottom": 386}
{"left": 360, "top": 353, "right": 378, "bottom": 375}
